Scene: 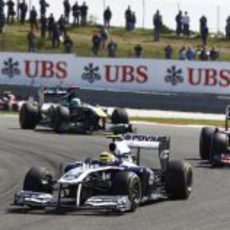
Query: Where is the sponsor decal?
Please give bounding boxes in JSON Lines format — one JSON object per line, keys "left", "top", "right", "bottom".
{"left": 187, "top": 68, "right": 230, "bottom": 87}
{"left": 1, "top": 58, "right": 21, "bottom": 78}
{"left": 105, "top": 65, "right": 148, "bottom": 83}
{"left": 165, "top": 65, "right": 183, "bottom": 86}
{"left": 24, "top": 60, "right": 68, "bottom": 85}
{"left": 124, "top": 134, "right": 160, "bottom": 142}
{"left": 81, "top": 63, "right": 101, "bottom": 83}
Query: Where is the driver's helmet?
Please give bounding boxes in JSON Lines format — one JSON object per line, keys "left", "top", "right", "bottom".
{"left": 70, "top": 98, "right": 81, "bottom": 107}
{"left": 98, "top": 151, "right": 116, "bottom": 163}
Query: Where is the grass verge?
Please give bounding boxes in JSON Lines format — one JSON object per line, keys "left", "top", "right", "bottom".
{"left": 131, "top": 117, "right": 224, "bottom": 127}
{"left": 0, "top": 111, "right": 224, "bottom": 127}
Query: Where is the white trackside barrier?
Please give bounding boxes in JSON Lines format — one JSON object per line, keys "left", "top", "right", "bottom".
{"left": 0, "top": 52, "right": 230, "bottom": 95}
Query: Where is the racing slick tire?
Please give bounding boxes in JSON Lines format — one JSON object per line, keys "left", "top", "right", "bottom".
{"left": 199, "top": 127, "right": 215, "bottom": 160}
{"left": 53, "top": 105, "right": 70, "bottom": 133}
{"left": 165, "top": 160, "right": 193, "bottom": 200}
{"left": 19, "top": 102, "right": 39, "bottom": 129}
{"left": 23, "top": 167, "right": 54, "bottom": 194}
{"left": 112, "top": 171, "right": 142, "bottom": 212}
{"left": 84, "top": 111, "right": 99, "bottom": 134}
{"left": 111, "top": 108, "right": 129, "bottom": 124}
{"left": 210, "top": 132, "right": 228, "bottom": 167}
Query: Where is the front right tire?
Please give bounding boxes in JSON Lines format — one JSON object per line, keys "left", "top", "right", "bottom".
{"left": 111, "top": 108, "right": 129, "bottom": 124}
{"left": 23, "top": 167, "right": 54, "bottom": 194}
{"left": 112, "top": 171, "right": 142, "bottom": 212}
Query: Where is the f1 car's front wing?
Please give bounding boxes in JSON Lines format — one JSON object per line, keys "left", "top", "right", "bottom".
{"left": 13, "top": 191, "right": 132, "bottom": 212}
{"left": 13, "top": 189, "right": 168, "bottom": 212}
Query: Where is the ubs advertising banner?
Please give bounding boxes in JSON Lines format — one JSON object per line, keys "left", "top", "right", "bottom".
{"left": 0, "top": 52, "right": 230, "bottom": 95}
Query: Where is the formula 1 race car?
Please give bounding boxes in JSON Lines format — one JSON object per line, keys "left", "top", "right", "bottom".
{"left": 0, "top": 91, "right": 22, "bottom": 112}
{"left": 13, "top": 134, "right": 193, "bottom": 213}
{"left": 19, "top": 87, "right": 132, "bottom": 134}
{"left": 199, "top": 105, "right": 230, "bottom": 167}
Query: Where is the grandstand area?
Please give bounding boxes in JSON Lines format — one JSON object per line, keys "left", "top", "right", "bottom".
{"left": 0, "top": 23, "right": 230, "bottom": 60}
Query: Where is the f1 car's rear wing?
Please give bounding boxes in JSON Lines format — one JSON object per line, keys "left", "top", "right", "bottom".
{"left": 111, "top": 134, "right": 170, "bottom": 168}
{"left": 123, "top": 134, "right": 170, "bottom": 150}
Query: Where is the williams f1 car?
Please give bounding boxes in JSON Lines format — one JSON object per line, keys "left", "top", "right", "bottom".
{"left": 19, "top": 87, "right": 132, "bottom": 134}
{"left": 13, "top": 134, "right": 193, "bottom": 213}
{"left": 199, "top": 105, "right": 230, "bottom": 167}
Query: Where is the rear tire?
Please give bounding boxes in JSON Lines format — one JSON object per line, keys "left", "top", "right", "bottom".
{"left": 210, "top": 132, "right": 228, "bottom": 167}
{"left": 112, "top": 172, "right": 141, "bottom": 212}
{"left": 23, "top": 167, "right": 53, "bottom": 194}
{"left": 199, "top": 127, "right": 215, "bottom": 160}
{"left": 53, "top": 105, "right": 70, "bottom": 133}
{"left": 111, "top": 108, "right": 129, "bottom": 124}
{"left": 19, "top": 103, "right": 39, "bottom": 129}
{"left": 165, "top": 160, "right": 193, "bottom": 199}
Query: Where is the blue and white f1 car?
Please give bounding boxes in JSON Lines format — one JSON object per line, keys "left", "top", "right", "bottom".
{"left": 13, "top": 134, "right": 193, "bottom": 213}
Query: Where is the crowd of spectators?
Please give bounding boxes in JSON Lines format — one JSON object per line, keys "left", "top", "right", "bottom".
{"left": 164, "top": 44, "right": 219, "bottom": 61}
{"left": 0, "top": 1, "right": 228, "bottom": 60}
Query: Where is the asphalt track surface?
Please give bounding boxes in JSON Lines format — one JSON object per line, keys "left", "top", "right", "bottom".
{"left": 1, "top": 117, "right": 230, "bottom": 230}
{"left": 1, "top": 85, "right": 230, "bottom": 113}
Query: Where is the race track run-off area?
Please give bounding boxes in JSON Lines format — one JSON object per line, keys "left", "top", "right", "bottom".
{"left": 0, "top": 117, "right": 230, "bottom": 230}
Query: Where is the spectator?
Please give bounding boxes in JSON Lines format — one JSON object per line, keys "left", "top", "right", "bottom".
{"left": 103, "top": 6, "right": 112, "bottom": 28}
{"left": 100, "top": 26, "right": 109, "bottom": 49}
{"left": 199, "top": 46, "right": 208, "bottom": 61}
{"left": 6, "top": 0, "right": 15, "bottom": 24}
{"left": 107, "top": 40, "right": 117, "bottom": 57}
{"left": 200, "top": 15, "right": 208, "bottom": 46}
{"left": 27, "top": 29, "right": 37, "bottom": 52}
{"left": 48, "top": 13, "right": 55, "bottom": 39}
{"left": 58, "top": 14, "right": 66, "bottom": 36}
{"left": 0, "top": 0, "right": 4, "bottom": 14}
{"left": 0, "top": 10, "right": 5, "bottom": 33}
{"left": 91, "top": 33, "right": 101, "bottom": 56}
{"left": 39, "top": 0, "right": 49, "bottom": 18}
{"left": 225, "top": 16, "right": 230, "bottom": 39}
{"left": 178, "top": 46, "right": 186, "bottom": 60}
{"left": 153, "top": 10, "right": 162, "bottom": 41}
{"left": 201, "top": 26, "right": 208, "bottom": 46}
{"left": 133, "top": 44, "right": 143, "bottom": 58}
{"left": 164, "top": 44, "right": 173, "bottom": 59}
{"left": 51, "top": 22, "right": 60, "bottom": 48}
{"left": 29, "top": 6, "right": 38, "bottom": 31}
{"left": 175, "top": 10, "right": 182, "bottom": 36}
{"left": 200, "top": 15, "right": 207, "bottom": 34}
{"left": 63, "top": 34, "right": 73, "bottom": 53}
{"left": 182, "top": 11, "right": 190, "bottom": 37}
{"left": 63, "top": 0, "right": 71, "bottom": 24}
{"left": 18, "top": 0, "right": 28, "bottom": 24}
{"left": 125, "top": 6, "right": 132, "bottom": 31}
{"left": 40, "top": 15, "right": 47, "bottom": 38}
{"left": 80, "top": 1, "right": 88, "bottom": 26}
{"left": 186, "top": 47, "right": 196, "bottom": 60}
{"left": 72, "top": 1, "right": 80, "bottom": 27}
{"left": 130, "top": 12, "right": 136, "bottom": 31}
{"left": 209, "top": 47, "right": 219, "bottom": 60}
